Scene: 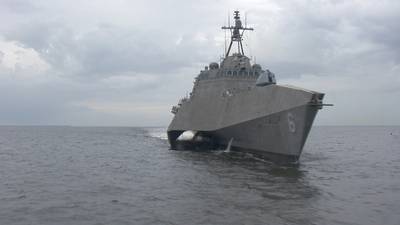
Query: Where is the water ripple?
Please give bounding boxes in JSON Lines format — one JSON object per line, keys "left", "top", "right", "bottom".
{"left": 0, "top": 126, "right": 399, "bottom": 225}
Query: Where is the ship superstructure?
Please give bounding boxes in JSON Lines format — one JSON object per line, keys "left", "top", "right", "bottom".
{"left": 167, "top": 11, "right": 329, "bottom": 162}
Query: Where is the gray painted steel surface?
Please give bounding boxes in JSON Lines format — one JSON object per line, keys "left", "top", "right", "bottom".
{"left": 167, "top": 11, "right": 326, "bottom": 162}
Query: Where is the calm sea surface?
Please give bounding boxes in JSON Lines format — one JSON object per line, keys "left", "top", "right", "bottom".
{"left": 0, "top": 126, "right": 399, "bottom": 225}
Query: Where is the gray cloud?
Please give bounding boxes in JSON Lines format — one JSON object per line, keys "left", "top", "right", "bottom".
{"left": 4, "top": 21, "right": 218, "bottom": 81}
{"left": 0, "top": 0, "right": 399, "bottom": 126}
{"left": 0, "top": 0, "right": 37, "bottom": 14}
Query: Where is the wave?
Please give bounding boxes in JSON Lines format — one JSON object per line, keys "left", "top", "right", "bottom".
{"left": 144, "top": 127, "right": 168, "bottom": 140}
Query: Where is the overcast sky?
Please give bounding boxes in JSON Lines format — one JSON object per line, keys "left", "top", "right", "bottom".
{"left": 0, "top": 0, "right": 399, "bottom": 126}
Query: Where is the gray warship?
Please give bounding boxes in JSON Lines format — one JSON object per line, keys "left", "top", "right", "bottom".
{"left": 167, "top": 11, "right": 330, "bottom": 162}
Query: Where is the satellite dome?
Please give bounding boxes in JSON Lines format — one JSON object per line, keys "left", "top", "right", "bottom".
{"left": 209, "top": 62, "right": 219, "bottom": 70}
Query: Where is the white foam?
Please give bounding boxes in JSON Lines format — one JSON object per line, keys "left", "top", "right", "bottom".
{"left": 146, "top": 127, "right": 168, "bottom": 140}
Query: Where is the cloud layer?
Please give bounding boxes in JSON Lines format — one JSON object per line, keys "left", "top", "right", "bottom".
{"left": 0, "top": 0, "right": 399, "bottom": 126}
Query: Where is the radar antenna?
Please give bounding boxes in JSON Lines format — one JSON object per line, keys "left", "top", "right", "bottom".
{"left": 222, "top": 11, "right": 253, "bottom": 58}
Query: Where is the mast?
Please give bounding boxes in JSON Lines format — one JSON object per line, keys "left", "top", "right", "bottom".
{"left": 222, "top": 11, "right": 254, "bottom": 58}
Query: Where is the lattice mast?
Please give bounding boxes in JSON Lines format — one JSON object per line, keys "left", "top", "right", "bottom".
{"left": 222, "top": 11, "right": 254, "bottom": 58}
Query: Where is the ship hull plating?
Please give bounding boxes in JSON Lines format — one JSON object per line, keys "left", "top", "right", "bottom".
{"left": 168, "top": 84, "right": 322, "bottom": 162}
{"left": 212, "top": 105, "right": 318, "bottom": 162}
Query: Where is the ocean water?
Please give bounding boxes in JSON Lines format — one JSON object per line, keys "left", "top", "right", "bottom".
{"left": 0, "top": 126, "right": 399, "bottom": 225}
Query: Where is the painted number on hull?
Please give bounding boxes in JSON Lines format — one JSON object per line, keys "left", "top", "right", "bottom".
{"left": 287, "top": 112, "right": 296, "bottom": 133}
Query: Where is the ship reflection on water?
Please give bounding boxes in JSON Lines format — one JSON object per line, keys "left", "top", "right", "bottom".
{"left": 169, "top": 147, "right": 321, "bottom": 224}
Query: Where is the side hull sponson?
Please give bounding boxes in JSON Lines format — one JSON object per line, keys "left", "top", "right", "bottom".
{"left": 213, "top": 104, "right": 318, "bottom": 159}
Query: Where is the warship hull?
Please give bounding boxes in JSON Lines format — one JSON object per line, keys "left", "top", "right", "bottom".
{"left": 167, "top": 11, "right": 327, "bottom": 162}
{"left": 168, "top": 84, "right": 323, "bottom": 162}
